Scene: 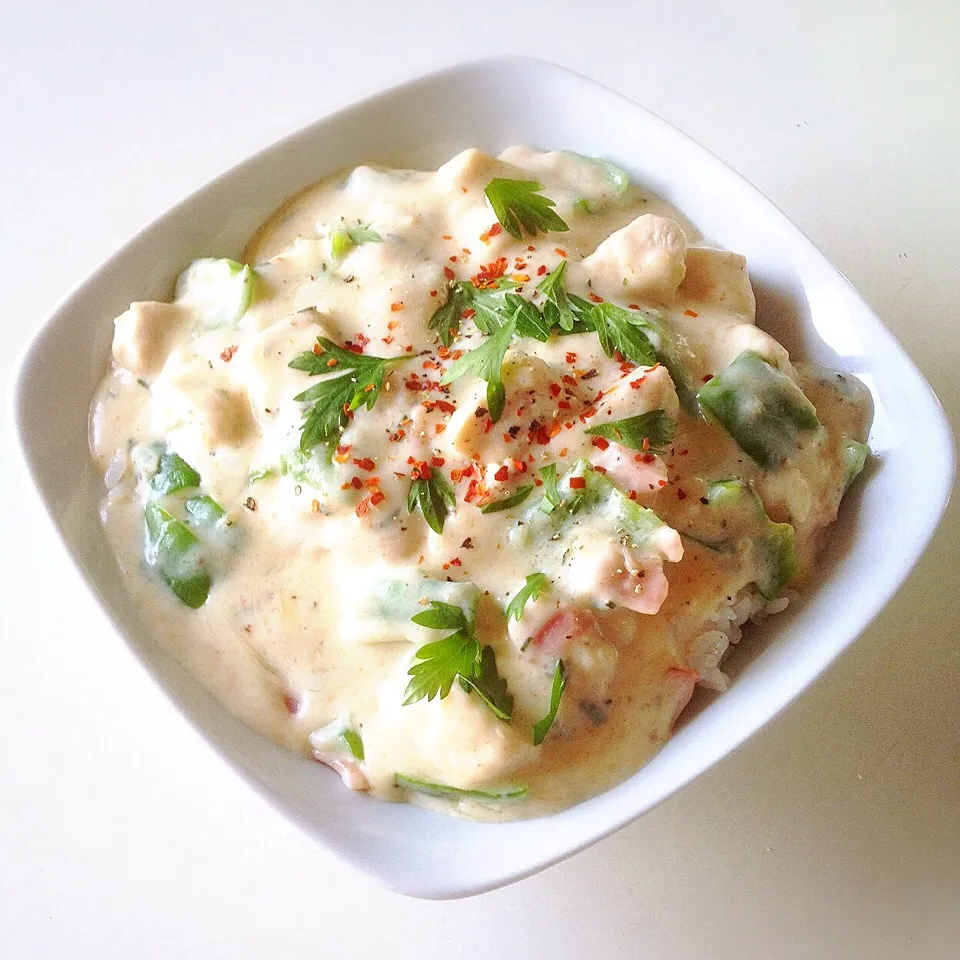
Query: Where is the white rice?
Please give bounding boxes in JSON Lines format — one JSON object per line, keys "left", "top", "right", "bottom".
{"left": 688, "top": 588, "right": 792, "bottom": 691}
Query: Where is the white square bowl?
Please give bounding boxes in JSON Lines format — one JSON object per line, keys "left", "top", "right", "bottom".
{"left": 11, "top": 57, "right": 955, "bottom": 899}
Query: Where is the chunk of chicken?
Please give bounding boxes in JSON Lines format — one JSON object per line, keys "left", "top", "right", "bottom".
{"left": 112, "top": 301, "right": 191, "bottom": 378}
{"left": 580, "top": 214, "right": 688, "bottom": 303}
{"left": 679, "top": 247, "right": 756, "bottom": 320}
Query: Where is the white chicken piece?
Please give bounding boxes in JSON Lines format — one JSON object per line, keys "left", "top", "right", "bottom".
{"left": 112, "top": 301, "right": 191, "bottom": 378}
{"left": 579, "top": 214, "right": 688, "bottom": 303}
{"left": 679, "top": 247, "right": 756, "bottom": 320}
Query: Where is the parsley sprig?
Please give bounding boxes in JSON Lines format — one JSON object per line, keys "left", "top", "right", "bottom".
{"left": 441, "top": 316, "right": 517, "bottom": 422}
{"left": 571, "top": 297, "right": 659, "bottom": 367}
{"left": 532, "top": 660, "right": 567, "bottom": 745}
{"left": 404, "top": 601, "right": 513, "bottom": 720}
{"left": 407, "top": 464, "right": 456, "bottom": 534}
{"left": 535, "top": 259, "right": 577, "bottom": 332}
{"left": 484, "top": 178, "right": 569, "bottom": 240}
{"left": 505, "top": 572, "right": 548, "bottom": 621}
{"left": 289, "top": 337, "right": 409, "bottom": 453}
{"left": 584, "top": 409, "right": 677, "bottom": 452}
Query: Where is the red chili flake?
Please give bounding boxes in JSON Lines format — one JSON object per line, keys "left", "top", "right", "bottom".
{"left": 430, "top": 456, "right": 446, "bottom": 468}
{"left": 334, "top": 444, "right": 352, "bottom": 463}
{"left": 326, "top": 357, "right": 339, "bottom": 368}
{"left": 353, "top": 457, "right": 376, "bottom": 471}
{"left": 628, "top": 490, "right": 638, "bottom": 501}
{"left": 429, "top": 289, "right": 438, "bottom": 299}
{"left": 442, "top": 234, "right": 453, "bottom": 240}
{"left": 283, "top": 695, "right": 300, "bottom": 715}
{"left": 451, "top": 349, "right": 463, "bottom": 360}
{"left": 684, "top": 309, "right": 699, "bottom": 318}
{"left": 555, "top": 247, "right": 568, "bottom": 258}
{"left": 437, "top": 345, "right": 451, "bottom": 359}
{"left": 422, "top": 359, "right": 440, "bottom": 370}
{"left": 444, "top": 266, "right": 456, "bottom": 280}
{"left": 565, "top": 421, "right": 574, "bottom": 430}
{"left": 548, "top": 382, "right": 562, "bottom": 398}
{"left": 391, "top": 302, "right": 404, "bottom": 312}
{"left": 479, "top": 232, "right": 490, "bottom": 243}
{"left": 558, "top": 447, "right": 568, "bottom": 457}
{"left": 313, "top": 343, "right": 323, "bottom": 356}
{"left": 630, "top": 377, "right": 647, "bottom": 390}
{"left": 701, "top": 374, "right": 714, "bottom": 383}
{"left": 679, "top": 449, "right": 689, "bottom": 456}
{"left": 561, "top": 374, "right": 577, "bottom": 387}
{"left": 355, "top": 498, "right": 371, "bottom": 517}
{"left": 387, "top": 320, "right": 399, "bottom": 331}
{"left": 389, "top": 428, "right": 405, "bottom": 442}
{"left": 351, "top": 476, "right": 363, "bottom": 489}
{"left": 461, "top": 308, "right": 476, "bottom": 320}
{"left": 512, "top": 459, "right": 527, "bottom": 473}
{"left": 580, "top": 406, "right": 598, "bottom": 421}
{"left": 489, "top": 223, "right": 502, "bottom": 237}
{"left": 354, "top": 333, "right": 370, "bottom": 348}
{"left": 494, "top": 465, "right": 509, "bottom": 482}
{"left": 311, "top": 499, "right": 321, "bottom": 513}
{"left": 565, "top": 351, "right": 577, "bottom": 364}
{"left": 220, "top": 345, "right": 238, "bottom": 362}
{"left": 628, "top": 304, "right": 641, "bottom": 311}
{"left": 484, "top": 418, "right": 493, "bottom": 434}
{"left": 658, "top": 479, "right": 667, "bottom": 487}
{"left": 405, "top": 345, "right": 414, "bottom": 353}
{"left": 370, "top": 490, "right": 385, "bottom": 507}
{"left": 472, "top": 257, "right": 509, "bottom": 288}
{"left": 593, "top": 465, "right": 608, "bottom": 474}
{"left": 364, "top": 477, "right": 380, "bottom": 489}
{"left": 591, "top": 436, "right": 610, "bottom": 451}
{"left": 449, "top": 557, "right": 462, "bottom": 567}
{"left": 502, "top": 432, "right": 513, "bottom": 443}
{"left": 462, "top": 248, "right": 472, "bottom": 255}
{"left": 435, "top": 423, "right": 446, "bottom": 435}
{"left": 677, "top": 489, "right": 688, "bottom": 500}
{"left": 569, "top": 476, "right": 586, "bottom": 490}
{"left": 527, "top": 245, "right": 535, "bottom": 252}
{"left": 642, "top": 437, "right": 650, "bottom": 452}
{"left": 558, "top": 399, "right": 571, "bottom": 410}
{"left": 642, "top": 453, "right": 656, "bottom": 464}
{"left": 588, "top": 291, "right": 604, "bottom": 304}
{"left": 464, "top": 479, "right": 479, "bottom": 503}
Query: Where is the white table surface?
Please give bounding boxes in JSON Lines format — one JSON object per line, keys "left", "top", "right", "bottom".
{"left": 3, "top": 2, "right": 958, "bottom": 956}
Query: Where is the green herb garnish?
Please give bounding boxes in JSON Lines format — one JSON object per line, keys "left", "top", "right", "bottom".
{"left": 535, "top": 259, "right": 577, "bottom": 332}
{"left": 407, "top": 465, "right": 457, "bottom": 535}
{"left": 404, "top": 601, "right": 513, "bottom": 720}
{"left": 537, "top": 463, "right": 562, "bottom": 514}
{"left": 505, "top": 572, "right": 548, "bottom": 621}
{"left": 484, "top": 178, "right": 569, "bottom": 240}
{"left": 394, "top": 773, "right": 526, "bottom": 801}
{"left": 480, "top": 484, "right": 534, "bottom": 514}
{"left": 441, "top": 316, "right": 517, "bottom": 422}
{"left": 576, "top": 298, "right": 659, "bottom": 367}
{"left": 532, "top": 660, "right": 567, "bottom": 746}
{"left": 584, "top": 409, "right": 676, "bottom": 453}
{"left": 289, "top": 337, "right": 409, "bottom": 453}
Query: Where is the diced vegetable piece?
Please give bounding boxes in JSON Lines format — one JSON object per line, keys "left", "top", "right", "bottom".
{"left": 174, "top": 258, "right": 256, "bottom": 328}
{"left": 280, "top": 448, "right": 334, "bottom": 491}
{"left": 701, "top": 479, "right": 798, "bottom": 599}
{"left": 843, "top": 439, "right": 870, "bottom": 491}
{"left": 348, "top": 576, "right": 482, "bottom": 644}
{"left": 184, "top": 494, "right": 226, "bottom": 526}
{"left": 144, "top": 502, "right": 210, "bottom": 608}
{"left": 563, "top": 152, "right": 630, "bottom": 214}
{"left": 309, "top": 722, "right": 365, "bottom": 762}
{"left": 698, "top": 350, "right": 821, "bottom": 469}
{"left": 394, "top": 773, "right": 527, "bottom": 801}
{"left": 150, "top": 452, "right": 201, "bottom": 495}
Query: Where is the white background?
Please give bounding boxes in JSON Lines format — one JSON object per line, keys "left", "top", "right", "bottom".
{"left": 2, "top": 1, "right": 958, "bottom": 956}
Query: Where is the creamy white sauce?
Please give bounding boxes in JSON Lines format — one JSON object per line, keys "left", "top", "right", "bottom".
{"left": 89, "top": 147, "right": 872, "bottom": 819}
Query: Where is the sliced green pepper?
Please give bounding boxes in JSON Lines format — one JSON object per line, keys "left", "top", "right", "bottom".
{"left": 144, "top": 502, "right": 211, "bottom": 608}
{"left": 698, "top": 350, "right": 820, "bottom": 469}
